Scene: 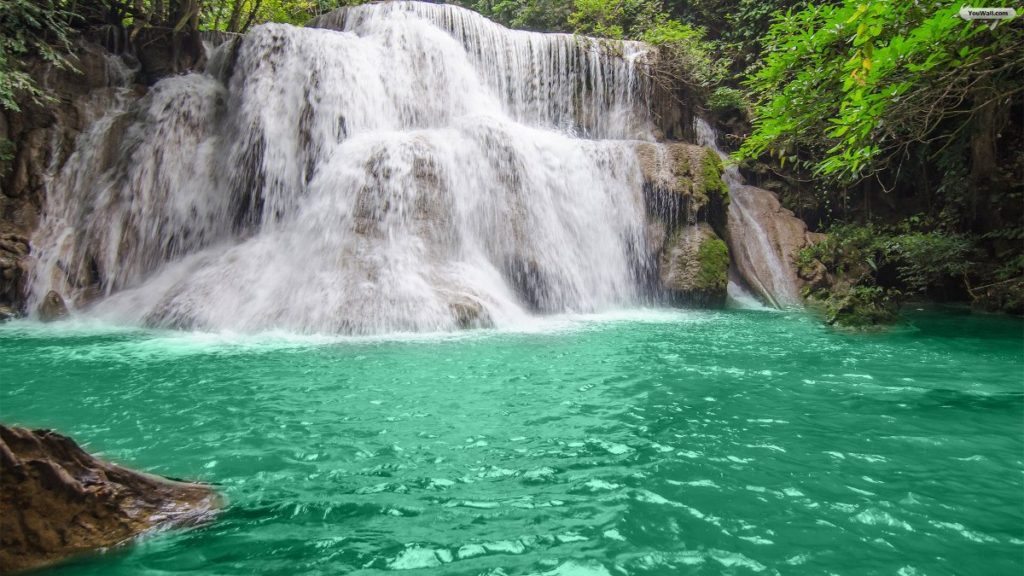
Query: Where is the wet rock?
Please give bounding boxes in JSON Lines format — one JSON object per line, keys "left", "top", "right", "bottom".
{"left": 798, "top": 257, "right": 831, "bottom": 292}
{"left": 726, "top": 185, "right": 820, "bottom": 308}
{"left": 659, "top": 223, "right": 729, "bottom": 307}
{"left": 634, "top": 142, "right": 730, "bottom": 261}
{"left": 133, "top": 28, "right": 204, "bottom": 85}
{"left": 0, "top": 425, "right": 219, "bottom": 574}
{"left": 0, "top": 236, "right": 29, "bottom": 315}
{"left": 1, "top": 39, "right": 143, "bottom": 316}
{"left": 504, "top": 258, "right": 550, "bottom": 312}
{"left": 449, "top": 298, "right": 493, "bottom": 329}
{"left": 37, "top": 291, "right": 69, "bottom": 322}
{"left": 0, "top": 305, "right": 16, "bottom": 322}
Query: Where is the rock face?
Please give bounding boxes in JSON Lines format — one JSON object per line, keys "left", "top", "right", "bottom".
{"left": 726, "top": 185, "right": 821, "bottom": 308}
{"left": 0, "top": 425, "right": 219, "bottom": 574}
{"left": 660, "top": 223, "right": 729, "bottom": 306}
{"left": 635, "top": 142, "right": 729, "bottom": 228}
{"left": 0, "top": 234, "right": 29, "bottom": 316}
{"left": 1, "top": 41, "right": 143, "bottom": 318}
{"left": 634, "top": 142, "right": 731, "bottom": 306}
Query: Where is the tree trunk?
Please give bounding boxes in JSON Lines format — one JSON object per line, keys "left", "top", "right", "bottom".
{"left": 227, "top": 0, "right": 245, "bottom": 33}
{"left": 969, "top": 86, "right": 999, "bottom": 229}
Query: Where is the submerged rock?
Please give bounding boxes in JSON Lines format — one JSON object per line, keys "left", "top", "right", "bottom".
{"left": 37, "top": 291, "right": 69, "bottom": 322}
{"left": 659, "top": 223, "right": 729, "bottom": 307}
{"left": 0, "top": 425, "right": 219, "bottom": 574}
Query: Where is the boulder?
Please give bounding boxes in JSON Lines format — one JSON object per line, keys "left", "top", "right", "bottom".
{"left": 37, "top": 291, "right": 69, "bottom": 323}
{"left": 726, "top": 185, "right": 822, "bottom": 308}
{"left": 659, "top": 223, "right": 729, "bottom": 307}
{"left": 0, "top": 425, "right": 219, "bottom": 574}
{"left": 634, "top": 142, "right": 729, "bottom": 236}
{"left": 449, "top": 298, "right": 493, "bottom": 329}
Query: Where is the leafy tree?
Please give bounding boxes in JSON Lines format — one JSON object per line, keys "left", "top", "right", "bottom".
{"left": 568, "top": 0, "right": 661, "bottom": 38}
{"left": 0, "top": 0, "right": 76, "bottom": 112}
{"left": 737, "top": 0, "right": 1023, "bottom": 183}
{"left": 641, "top": 18, "right": 725, "bottom": 90}
{"left": 461, "top": 0, "right": 573, "bottom": 32}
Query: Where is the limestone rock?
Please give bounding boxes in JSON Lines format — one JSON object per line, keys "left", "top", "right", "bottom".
{"left": 659, "top": 223, "right": 729, "bottom": 307}
{"left": 37, "top": 291, "right": 69, "bottom": 322}
{"left": 726, "top": 185, "right": 822, "bottom": 308}
{"left": 634, "top": 142, "right": 730, "bottom": 260}
{"left": 0, "top": 425, "right": 219, "bottom": 574}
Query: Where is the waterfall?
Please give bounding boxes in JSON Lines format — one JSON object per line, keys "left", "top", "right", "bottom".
{"left": 27, "top": 1, "right": 663, "bottom": 334}
{"left": 694, "top": 118, "right": 803, "bottom": 309}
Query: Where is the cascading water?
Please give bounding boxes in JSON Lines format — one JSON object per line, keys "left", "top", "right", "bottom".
{"left": 694, "top": 118, "right": 802, "bottom": 309}
{"left": 28, "top": 2, "right": 661, "bottom": 334}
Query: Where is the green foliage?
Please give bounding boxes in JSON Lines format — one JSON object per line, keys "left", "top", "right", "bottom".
{"left": 0, "top": 0, "right": 76, "bottom": 112}
{"left": 200, "top": 0, "right": 331, "bottom": 31}
{"left": 883, "top": 233, "right": 973, "bottom": 293}
{"left": 664, "top": 0, "right": 806, "bottom": 70}
{"left": 696, "top": 236, "right": 729, "bottom": 291}
{"left": 825, "top": 284, "right": 901, "bottom": 327}
{"left": 463, "top": 0, "right": 573, "bottom": 31}
{"left": 737, "top": 0, "right": 1023, "bottom": 181}
{"left": 707, "top": 86, "right": 745, "bottom": 114}
{"left": 569, "top": 0, "right": 622, "bottom": 38}
{"left": 800, "top": 222, "right": 974, "bottom": 296}
{"left": 642, "top": 18, "right": 725, "bottom": 89}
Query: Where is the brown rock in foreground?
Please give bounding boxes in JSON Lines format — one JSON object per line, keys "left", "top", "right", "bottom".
{"left": 0, "top": 425, "right": 219, "bottom": 574}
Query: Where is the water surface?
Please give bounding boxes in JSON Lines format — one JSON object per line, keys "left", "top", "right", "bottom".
{"left": 2, "top": 309, "right": 1022, "bottom": 575}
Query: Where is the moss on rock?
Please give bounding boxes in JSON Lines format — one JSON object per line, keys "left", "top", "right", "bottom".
{"left": 827, "top": 286, "right": 901, "bottom": 328}
{"left": 696, "top": 236, "right": 729, "bottom": 292}
{"left": 700, "top": 148, "right": 729, "bottom": 205}
{"left": 659, "top": 223, "right": 729, "bottom": 307}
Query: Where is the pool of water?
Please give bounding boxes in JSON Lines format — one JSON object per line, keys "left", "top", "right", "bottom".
{"left": 2, "top": 309, "right": 1022, "bottom": 575}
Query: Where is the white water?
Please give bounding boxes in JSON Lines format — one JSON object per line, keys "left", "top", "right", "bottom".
{"left": 28, "top": 2, "right": 663, "bottom": 334}
{"left": 694, "top": 118, "right": 799, "bottom": 309}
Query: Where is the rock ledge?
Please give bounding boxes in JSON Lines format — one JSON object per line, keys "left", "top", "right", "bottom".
{"left": 0, "top": 425, "right": 219, "bottom": 574}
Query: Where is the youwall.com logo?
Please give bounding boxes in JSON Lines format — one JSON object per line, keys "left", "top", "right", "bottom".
{"left": 958, "top": 6, "right": 1018, "bottom": 20}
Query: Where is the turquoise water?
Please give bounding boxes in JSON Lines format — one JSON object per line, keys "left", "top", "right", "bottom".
{"left": 1, "top": 309, "right": 1022, "bottom": 575}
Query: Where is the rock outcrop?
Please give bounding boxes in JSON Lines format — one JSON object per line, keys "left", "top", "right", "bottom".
{"left": 659, "top": 222, "right": 729, "bottom": 306}
{"left": 726, "top": 185, "right": 822, "bottom": 308}
{"left": 0, "top": 425, "right": 219, "bottom": 574}
{"left": 634, "top": 142, "right": 731, "bottom": 306}
{"left": 1, "top": 41, "right": 143, "bottom": 318}
{"left": 0, "top": 233, "right": 29, "bottom": 316}
{"left": 635, "top": 142, "right": 728, "bottom": 229}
